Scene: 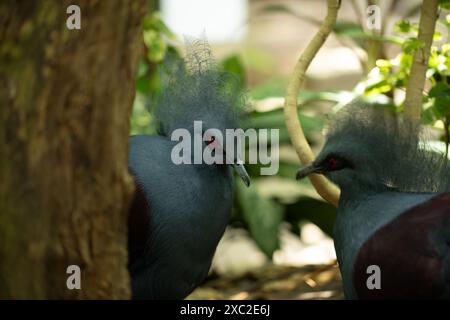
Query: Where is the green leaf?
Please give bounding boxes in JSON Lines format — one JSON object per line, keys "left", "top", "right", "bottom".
{"left": 440, "top": 0, "right": 450, "bottom": 11}
{"left": 429, "top": 82, "right": 450, "bottom": 116}
{"left": 333, "top": 21, "right": 365, "bottom": 37}
{"left": 433, "top": 31, "right": 443, "bottom": 41}
{"left": 422, "top": 104, "right": 442, "bottom": 124}
{"left": 142, "top": 12, "right": 177, "bottom": 39}
{"left": 285, "top": 198, "right": 336, "bottom": 237}
{"left": 333, "top": 21, "right": 375, "bottom": 49}
{"left": 333, "top": 21, "right": 403, "bottom": 47}
{"left": 249, "top": 78, "right": 287, "bottom": 99}
{"left": 402, "top": 37, "right": 424, "bottom": 54}
{"left": 221, "top": 54, "right": 246, "bottom": 86}
{"left": 375, "top": 59, "right": 392, "bottom": 68}
{"left": 242, "top": 108, "right": 323, "bottom": 144}
{"left": 249, "top": 78, "right": 350, "bottom": 102}
{"left": 394, "top": 19, "right": 413, "bottom": 33}
{"left": 235, "top": 181, "right": 283, "bottom": 258}
{"left": 143, "top": 30, "right": 167, "bottom": 63}
{"left": 364, "top": 78, "right": 392, "bottom": 95}
{"left": 136, "top": 75, "right": 151, "bottom": 95}
{"left": 130, "top": 96, "right": 154, "bottom": 135}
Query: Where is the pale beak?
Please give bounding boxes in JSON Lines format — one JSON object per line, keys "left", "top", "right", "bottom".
{"left": 232, "top": 159, "right": 250, "bottom": 187}
{"left": 296, "top": 164, "right": 322, "bottom": 180}
{"left": 223, "top": 143, "right": 250, "bottom": 187}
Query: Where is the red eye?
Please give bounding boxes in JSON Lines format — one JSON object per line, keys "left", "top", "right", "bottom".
{"left": 206, "top": 136, "right": 215, "bottom": 145}
{"left": 328, "top": 157, "right": 338, "bottom": 169}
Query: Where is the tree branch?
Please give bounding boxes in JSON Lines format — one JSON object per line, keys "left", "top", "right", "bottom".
{"left": 284, "top": 0, "right": 340, "bottom": 207}
{"left": 404, "top": 0, "right": 439, "bottom": 120}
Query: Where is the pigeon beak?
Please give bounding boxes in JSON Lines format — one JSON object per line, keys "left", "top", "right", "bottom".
{"left": 296, "top": 164, "right": 322, "bottom": 180}
{"left": 224, "top": 147, "right": 250, "bottom": 187}
{"left": 232, "top": 159, "right": 251, "bottom": 187}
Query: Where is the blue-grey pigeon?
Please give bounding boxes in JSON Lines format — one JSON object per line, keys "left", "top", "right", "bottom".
{"left": 127, "top": 42, "right": 250, "bottom": 299}
{"left": 296, "top": 105, "right": 450, "bottom": 299}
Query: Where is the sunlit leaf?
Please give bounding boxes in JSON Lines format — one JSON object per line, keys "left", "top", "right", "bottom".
{"left": 394, "top": 19, "right": 413, "bottom": 33}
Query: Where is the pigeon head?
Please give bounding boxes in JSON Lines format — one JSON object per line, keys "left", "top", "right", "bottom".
{"left": 153, "top": 40, "right": 249, "bottom": 186}
{"left": 297, "top": 104, "right": 450, "bottom": 198}
{"left": 296, "top": 131, "right": 383, "bottom": 195}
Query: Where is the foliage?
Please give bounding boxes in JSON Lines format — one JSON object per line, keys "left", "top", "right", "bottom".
{"left": 131, "top": 12, "right": 180, "bottom": 135}
{"left": 352, "top": 11, "right": 450, "bottom": 149}
{"left": 235, "top": 181, "right": 283, "bottom": 258}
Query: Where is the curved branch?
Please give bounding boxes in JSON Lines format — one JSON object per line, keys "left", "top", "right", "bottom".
{"left": 284, "top": 0, "right": 340, "bottom": 207}
{"left": 404, "top": 0, "right": 439, "bottom": 120}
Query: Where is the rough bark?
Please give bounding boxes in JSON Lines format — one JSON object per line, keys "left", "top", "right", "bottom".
{"left": 0, "top": 0, "right": 147, "bottom": 298}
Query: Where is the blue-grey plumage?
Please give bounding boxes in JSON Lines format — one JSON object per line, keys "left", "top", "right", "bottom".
{"left": 127, "top": 41, "right": 250, "bottom": 299}
{"left": 128, "top": 135, "right": 234, "bottom": 299}
{"left": 296, "top": 105, "right": 450, "bottom": 299}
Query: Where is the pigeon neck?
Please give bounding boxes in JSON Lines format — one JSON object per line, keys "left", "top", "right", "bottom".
{"left": 338, "top": 182, "right": 389, "bottom": 205}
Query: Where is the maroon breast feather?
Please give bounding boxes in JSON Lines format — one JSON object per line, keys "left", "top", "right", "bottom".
{"left": 128, "top": 179, "right": 151, "bottom": 268}
{"left": 353, "top": 193, "right": 450, "bottom": 299}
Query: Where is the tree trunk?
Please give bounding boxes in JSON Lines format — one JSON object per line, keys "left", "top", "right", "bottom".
{"left": 404, "top": 0, "right": 439, "bottom": 120}
{"left": 0, "top": 0, "right": 147, "bottom": 298}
